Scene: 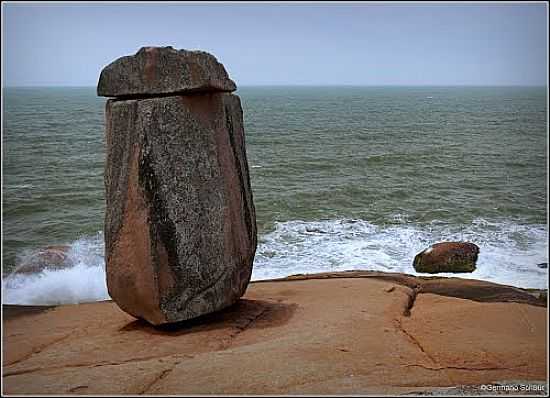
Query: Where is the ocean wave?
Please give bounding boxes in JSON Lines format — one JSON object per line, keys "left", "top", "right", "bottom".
{"left": 2, "top": 218, "right": 547, "bottom": 305}
{"left": 3, "top": 233, "right": 109, "bottom": 305}
{"left": 252, "top": 218, "right": 548, "bottom": 288}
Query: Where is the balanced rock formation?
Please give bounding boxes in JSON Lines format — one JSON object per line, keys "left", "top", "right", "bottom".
{"left": 413, "top": 242, "right": 479, "bottom": 274}
{"left": 98, "top": 47, "right": 257, "bottom": 325}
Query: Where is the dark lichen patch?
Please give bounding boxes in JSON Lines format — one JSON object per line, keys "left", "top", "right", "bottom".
{"left": 138, "top": 131, "right": 179, "bottom": 309}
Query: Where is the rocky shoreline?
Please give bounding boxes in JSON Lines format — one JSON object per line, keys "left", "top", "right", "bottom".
{"left": 3, "top": 270, "right": 547, "bottom": 395}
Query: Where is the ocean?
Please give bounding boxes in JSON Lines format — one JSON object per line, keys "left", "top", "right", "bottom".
{"left": 2, "top": 86, "right": 548, "bottom": 305}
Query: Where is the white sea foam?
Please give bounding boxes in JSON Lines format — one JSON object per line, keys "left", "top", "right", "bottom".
{"left": 3, "top": 264, "right": 109, "bottom": 305}
{"left": 251, "top": 218, "right": 548, "bottom": 289}
{"left": 3, "top": 233, "right": 109, "bottom": 305}
{"left": 2, "top": 219, "right": 547, "bottom": 305}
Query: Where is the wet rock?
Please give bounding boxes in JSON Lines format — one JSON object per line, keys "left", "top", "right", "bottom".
{"left": 413, "top": 242, "right": 479, "bottom": 274}
{"left": 100, "top": 47, "right": 257, "bottom": 325}
{"left": 11, "top": 245, "right": 72, "bottom": 275}
{"left": 97, "top": 46, "right": 236, "bottom": 98}
{"left": 537, "top": 263, "right": 547, "bottom": 269}
{"left": 305, "top": 227, "right": 326, "bottom": 234}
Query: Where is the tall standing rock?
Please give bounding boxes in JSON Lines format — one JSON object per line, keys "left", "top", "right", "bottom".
{"left": 98, "top": 47, "right": 257, "bottom": 325}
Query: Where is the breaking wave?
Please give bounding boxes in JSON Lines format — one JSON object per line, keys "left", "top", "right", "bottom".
{"left": 2, "top": 218, "right": 547, "bottom": 305}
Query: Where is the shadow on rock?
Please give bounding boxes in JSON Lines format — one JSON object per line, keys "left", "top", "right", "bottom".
{"left": 119, "top": 298, "right": 297, "bottom": 335}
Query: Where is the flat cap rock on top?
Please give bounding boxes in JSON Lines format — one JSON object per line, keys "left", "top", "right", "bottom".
{"left": 97, "top": 46, "right": 236, "bottom": 97}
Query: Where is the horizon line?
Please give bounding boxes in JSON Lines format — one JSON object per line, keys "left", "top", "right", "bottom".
{"left": 3, "top": 84, "right": 548, "bottom": 88}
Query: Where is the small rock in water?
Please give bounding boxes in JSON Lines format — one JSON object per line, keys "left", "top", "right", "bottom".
{"left": 305, "top": 227, "right": 326, "bottom": 234}
{"left": 10, "top": 245, "right": 72, "bottom": 275}
{"left": 537, "top": 263, "right": 548, "bottom": 269}
{"left": 413, "top": 242, "right": 479, "bottom": 274}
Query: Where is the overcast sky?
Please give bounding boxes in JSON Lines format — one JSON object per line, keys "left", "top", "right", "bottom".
{"left": 2, "top": 2, "right": 548, "bottom": 86}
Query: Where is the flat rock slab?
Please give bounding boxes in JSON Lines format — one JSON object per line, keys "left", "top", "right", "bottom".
{"left": 97, "top": 47, "right": 236, "bottom": 97}
{"left": 3, "top": 272, "right": 547, "bottom": 395}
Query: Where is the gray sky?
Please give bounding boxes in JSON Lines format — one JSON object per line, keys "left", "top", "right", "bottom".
{"left": 2, "top": 2, "right": 548, "bottom": 86}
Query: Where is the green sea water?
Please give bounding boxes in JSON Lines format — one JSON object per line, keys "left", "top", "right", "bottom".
{"left": 2, "top": 86, "right": 548, "bottom": 304}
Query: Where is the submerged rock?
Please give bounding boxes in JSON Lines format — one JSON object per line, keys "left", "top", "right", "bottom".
{"left": 10, "top": 245, "right": 72, "bottom": 275}
{"left": 537, "top": 262, "right": 548, "bottom": 269}
{"left": 99, "top": 47, "right": 257, "bottom": 325}
{"left": 97, "top": 46, "right": 236, "bottom": 97}
{"left": 413, "top": 242, "right": 479, "bottom": 274}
